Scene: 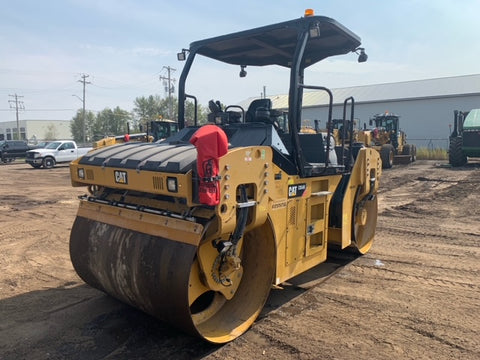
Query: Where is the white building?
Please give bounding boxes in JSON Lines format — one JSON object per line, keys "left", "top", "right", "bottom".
{"left": 0, "top": 120, "right": 72, "bottom": 142}
{"left": 246, "top": 74, "right": 480, "bottom": 149}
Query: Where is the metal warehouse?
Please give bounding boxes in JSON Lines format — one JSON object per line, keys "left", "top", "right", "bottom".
{"left": 0, "top": 120, "right": 72, "bottom": 142}
{"left": 253, "top": 74, "right": 480, "bottom": 149}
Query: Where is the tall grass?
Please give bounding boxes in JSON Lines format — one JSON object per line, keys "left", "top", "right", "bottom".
{"left": 416, "top": 147, "right": 448, "bottom": 160}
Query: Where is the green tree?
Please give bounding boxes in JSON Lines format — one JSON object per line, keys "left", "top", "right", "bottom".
{"left": 70, "top": 109, "right": 96, "bottom": 144}
{"left": 133, "top": 95, "right": 163, "bottom": 130}
{"left": 184, "top": 99, "right": 208, "bottom": 126}
{"left": 133, "top": 94, "right": 208, "bottom": 129}
{"left": 92, "top": 107, "right": 132, "bottom": 140}
{"left": 161, "top": 96, "right": 177, "bottom": 120}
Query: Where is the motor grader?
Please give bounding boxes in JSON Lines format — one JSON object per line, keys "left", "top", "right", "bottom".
{"left": 69, "top": 10, "right": 381, "bottom": 343}
{"left": 357, "top": 112, "right": 416, "bottom": 168}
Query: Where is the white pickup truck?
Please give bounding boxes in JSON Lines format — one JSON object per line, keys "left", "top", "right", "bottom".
{"left": 25, "top": 140, "right": 92, "bottom": 169}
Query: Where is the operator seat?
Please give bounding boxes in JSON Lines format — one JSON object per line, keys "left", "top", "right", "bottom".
{"left": 246, "top": 98, "right": 272, "bottom": 123}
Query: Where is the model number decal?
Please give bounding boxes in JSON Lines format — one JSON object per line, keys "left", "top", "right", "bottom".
{"left": 272, "top": 200, "right": 287, "bottom": 210}
{"left": 114, "top": 170, "right": 128, "bottom": 184}
{"left": 288, "top": 183, "right": 306, "bottom": 198}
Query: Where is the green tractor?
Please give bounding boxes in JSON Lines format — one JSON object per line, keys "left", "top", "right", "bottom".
{"left": 449, "top": 109, "right": 480, "bottom": 166}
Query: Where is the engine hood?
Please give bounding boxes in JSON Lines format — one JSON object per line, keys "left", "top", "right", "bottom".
{"left": 78, "top": 142, "right": 197, "bottom": 174}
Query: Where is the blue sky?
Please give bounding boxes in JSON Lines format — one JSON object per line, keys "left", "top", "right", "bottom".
{"left": 1, "top": 0, "right": 479, "bottom": 122}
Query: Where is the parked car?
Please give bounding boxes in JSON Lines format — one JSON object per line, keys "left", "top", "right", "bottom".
{"left": 0, "top": 140, "right": 32, "bottom": 163}
{"left": 30, "top": 141, "right": 53, "bottom": 149}
{"left": 25, "top": 140, "right": 92, "bottom": 168}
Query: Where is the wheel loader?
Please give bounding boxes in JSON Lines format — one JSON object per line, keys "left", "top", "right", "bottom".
{"left": 69, "top": 10, "right": 381, "bottom": 343}
{"left": 357, "top": 112, "right": 416, "bottom": 168}
{"left": 449, "top": 109, "right": 480, "bottom": 166}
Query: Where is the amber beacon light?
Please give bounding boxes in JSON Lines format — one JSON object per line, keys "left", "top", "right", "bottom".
{"left": 304, "top": 9, "right": 314, "bottom": 17}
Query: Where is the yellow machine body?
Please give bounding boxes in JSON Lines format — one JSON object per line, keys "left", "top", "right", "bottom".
{"left": 70, "top": 143, "right": 380, "bottom": 342}
{"left": 68, "top": 12, "right": 382, "bottom": 343}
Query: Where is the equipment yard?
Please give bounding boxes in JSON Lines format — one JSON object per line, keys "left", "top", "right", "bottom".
{"left": 0, "top": 160, "right": 478, "bottom": 359}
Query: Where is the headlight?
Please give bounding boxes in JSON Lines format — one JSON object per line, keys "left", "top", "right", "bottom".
{"left": 78, "top": 168, "right": 85, "bottom": 179}
{"left": 167, "top": 177, "right": 178, "bottom": 192}
{"left": 33, "top": 152, "right": 41, "bottom": 158}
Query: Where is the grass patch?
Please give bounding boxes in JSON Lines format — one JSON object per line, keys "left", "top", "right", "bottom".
{"left": 416, "top": 147, "right": 448, "bottom": 160}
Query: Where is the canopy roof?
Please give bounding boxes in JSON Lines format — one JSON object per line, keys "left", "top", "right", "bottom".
{"left": 189, "top": 15, "right": 361, "bottom": 68}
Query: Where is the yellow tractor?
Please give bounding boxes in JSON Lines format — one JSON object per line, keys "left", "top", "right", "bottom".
{"left": 69, "top": 10, "right": 381, "bottom": 343}
{"left": 357, "top": 112, "right": 416, "bottom": 168}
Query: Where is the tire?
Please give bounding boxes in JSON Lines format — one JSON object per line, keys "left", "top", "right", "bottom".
{"left": 402, "top": 144, "right": 412, "bottom": 163}
{"left": 449, "top": 137, "right": 467, "bottom": 167}
{"left": 42, "top": 157, "right": 55, "bottom": 169}
{"left": 30, "top": 163, "right": 42, "bottom": 169}
{"left": 380, "top": 144, "right": 394, "bottom": 169}
{"left": 349, "top": 187, "right": 378, "bottom": 254}
{"left": 402, "top": 144, "right": 416, "bottom": 163}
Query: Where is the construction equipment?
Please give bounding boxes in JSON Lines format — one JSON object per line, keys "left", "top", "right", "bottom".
{"left": 331, "top": 118, "right": 359, "bottom": 145}
{"left": 92, "top": 120, "right": 178, "bottom": 148}
{"left": 92, "top": 132, "right": 152, "bottom": 148}
{"left": 149, "top": 119, "right": 179, "bottom": 141}
{"left": 449, "top": 109, "right": 480, "bottom": 166}
{"left": 69, "top": 10, "right": 381, "bottom": 343}
{"left": 357, "top": 112, "right": 416, "bottom": 168}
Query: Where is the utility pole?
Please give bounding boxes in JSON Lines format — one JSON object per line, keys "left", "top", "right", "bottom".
{"left": 8, "top": 94, "right": 25, "bottom": 140}
{"left": 77, "top": 74, "right": 91, "bottom": 144}
{"left": 159, "top": 66, "right": 176, "bottom": 119}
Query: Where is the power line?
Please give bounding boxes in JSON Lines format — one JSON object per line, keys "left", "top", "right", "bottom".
{"left": 76, "top": 74, "right": 91, "bottom": 143}
{"left": 8, "top": 93, "right": 25, "bottom": 139}
{"left": 159, "top": 66, "right": 176, "bottom": 118}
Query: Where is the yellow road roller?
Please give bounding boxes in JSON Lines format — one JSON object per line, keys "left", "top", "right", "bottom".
{"left": 69, "top": 10, "right": 381, "bottom": 343}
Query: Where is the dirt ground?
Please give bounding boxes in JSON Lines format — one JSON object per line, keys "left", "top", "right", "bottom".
{"left": 0, "top": 159, "right": 479, "bottom": 360}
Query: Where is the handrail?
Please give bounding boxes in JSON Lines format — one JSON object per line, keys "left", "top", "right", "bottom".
{"left": 299, "top": 85, "right": 333, "bottom": 174}
{"left": 225, "top": 105, "right": 245, "bottom": 123}
{"left": 342, "top": 96, "right": 355, "bottom": 171}
{"left": 185, "top": 94, "right": 198, "bottom": 126}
